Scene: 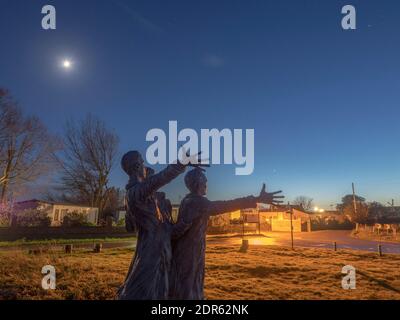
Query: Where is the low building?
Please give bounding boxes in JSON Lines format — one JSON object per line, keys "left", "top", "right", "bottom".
{"left": 208, "top": 205, "right": 312, "bottom": 233}
{"left": 115, "top": 209, "right": 126, "bottom": 223}
{"left": 260, "top": 208, "right": 311, "bottom": 232}
{"left": 16, "top": 199, "right": 99, "bottom": 226}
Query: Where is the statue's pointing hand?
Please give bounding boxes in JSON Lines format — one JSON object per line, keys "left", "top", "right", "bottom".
{"left": 179, "top": 148, "right": 210, "bottom": 168}
{"left": 257, "top": 183, "right": 284, "bottom": 205}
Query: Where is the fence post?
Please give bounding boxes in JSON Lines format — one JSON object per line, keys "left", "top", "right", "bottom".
{"left": 307, "top": 218, "right": 312, "bottom": 232}
{"left": 65, "top": 244, "right": 73, "bottom": 254}
{"left": 94, "top": 243, "right": 102, "bottom": 253}
{"left": 240, "top": 239, "right": 249, "bottom": 253}
{"left": 378, "top": 244, "right": 383, "bottom": 257}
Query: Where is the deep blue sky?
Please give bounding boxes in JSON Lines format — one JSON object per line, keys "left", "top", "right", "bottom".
{"left": 1, "top": 0, "right": 399, "bottom": 208}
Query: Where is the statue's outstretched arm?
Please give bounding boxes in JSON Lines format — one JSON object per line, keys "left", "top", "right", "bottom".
{"left": 208, "top": 196, "right": 258, "bottom": 216}
{"left": 208, "top": 184, "right": 284, "bottom": 216}
{"left": 137, "top": 163, "right": 186, "bottom": 198}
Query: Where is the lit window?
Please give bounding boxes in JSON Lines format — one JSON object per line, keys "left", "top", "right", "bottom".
{"left": 54, "top": 209, "right": 60, "bottom": 221}
{"left": 60, "top": 209, "right": 68, "bottom": 221}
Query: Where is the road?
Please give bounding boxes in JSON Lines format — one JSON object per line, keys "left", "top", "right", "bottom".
{"left": 207, "top": 230, "right": 400, "bottom": 254}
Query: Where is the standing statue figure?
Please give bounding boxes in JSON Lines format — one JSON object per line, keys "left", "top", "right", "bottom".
{"left": 169, "top": 168, "right": 284, "bottom": 300}
{"left": 118, "top": 150, "right": 198, "bottom": 300}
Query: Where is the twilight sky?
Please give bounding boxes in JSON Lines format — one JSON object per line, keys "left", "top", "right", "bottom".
{"left": 1, "top": 0, "right": 400, "bottom": 208}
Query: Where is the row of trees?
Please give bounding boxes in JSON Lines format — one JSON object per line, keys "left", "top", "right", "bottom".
{"left": 292, "top": 196, "right": 314, "bottom": 211}
{"left": 292, "top": 193, "right": 397, "bottom": 224}
{"left": 337, "top": 195, "right": 396, "bottom": 223}
{"left": 0, "top": 88, "right": 123, "bottom": 222}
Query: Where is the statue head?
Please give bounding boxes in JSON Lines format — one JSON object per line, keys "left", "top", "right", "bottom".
{"left": 121, "top": 151, "right": 147, "bottom": 179}
{"left": 184, "top": 168, "right": 207, "bottom": 196}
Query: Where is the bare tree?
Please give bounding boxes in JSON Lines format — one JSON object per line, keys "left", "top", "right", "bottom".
{"left": 293, "top": 196, "right": 314, "bottom": 211}
{"left": 102, "top": 187, "right": 125, "bottom": 216}
{"left": 55, "top": 114, "right": 119, "bottom": 217}
{"left": 0, "top": 89, "right": 60, "bottom": 202}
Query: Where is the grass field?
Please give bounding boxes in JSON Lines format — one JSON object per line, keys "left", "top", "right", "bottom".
{"left": 0, "top": 244, "right": 399, "bottom": 300}
{"left": 0, "top": 237, "right": 136, "bottom": 248}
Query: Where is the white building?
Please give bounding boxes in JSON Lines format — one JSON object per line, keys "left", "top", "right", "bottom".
{"left": 16, "top": 199, "right": 99, "bottom": 226}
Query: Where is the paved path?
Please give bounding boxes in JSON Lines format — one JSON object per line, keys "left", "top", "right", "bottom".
{"left": 207, "top": 230, "right": 400, "bottom": 254}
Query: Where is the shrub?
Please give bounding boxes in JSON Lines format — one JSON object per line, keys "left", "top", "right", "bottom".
{"left": 0, "top": 215, "right": 10, "bottom": 227}
{"left": 0, "top": 202, "right": 14, "bottom": 227}
{"left": 61, "top": 211, "right": 90, "bottom": 227}
{"left": 311, "top": 217, "right": 354, "bottom": 230}
{"left": 15, "top": 209, "right": 51, "bottom": 227}
{"left": 116, "top": 217, "right": 125, "bottom": 227}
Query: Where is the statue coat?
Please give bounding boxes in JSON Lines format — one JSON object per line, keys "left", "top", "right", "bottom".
{"left": 118, "top": 163, "right": 185, "bottom": 300}
{"left": 169, "top": 193, "right": 258, "bottom": 300}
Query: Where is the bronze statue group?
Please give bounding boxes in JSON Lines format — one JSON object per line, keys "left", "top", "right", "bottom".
{"left": 117, "top": 150, "right": 284, "bottom": 300}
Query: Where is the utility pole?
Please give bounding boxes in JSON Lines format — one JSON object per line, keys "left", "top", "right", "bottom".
{"left": 242, "top": 210, "right": 245, "bottom": 239}
{"left": 386, "top": 199, "right": 394, "bottom": 207}
{"left": 352, "top": 182, "right": 357, "bottom": 215}
{"left": 288, "top": 202, "right": 294, "bottom": 250}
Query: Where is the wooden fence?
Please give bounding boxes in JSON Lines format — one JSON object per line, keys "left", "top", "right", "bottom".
{"left": 356, "top": 223, "right": 398, "bottom": 235}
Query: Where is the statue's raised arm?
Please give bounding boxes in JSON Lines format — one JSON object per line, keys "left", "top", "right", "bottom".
{"left": 122, "top": 151, "right": 185, "bottom": 201}
{"left": 208, "top": 183, "right": 284, "bottom": 216}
